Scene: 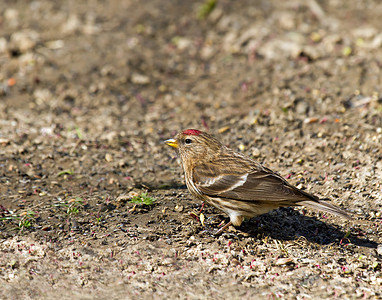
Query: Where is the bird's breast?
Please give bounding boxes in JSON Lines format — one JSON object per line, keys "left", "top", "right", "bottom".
{"left": 184, "top": 172, "right": 204, "bottom": 199}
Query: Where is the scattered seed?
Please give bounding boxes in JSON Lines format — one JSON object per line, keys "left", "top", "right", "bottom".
{"left": 218, "top": 126, "right": 230, "bottom": 133}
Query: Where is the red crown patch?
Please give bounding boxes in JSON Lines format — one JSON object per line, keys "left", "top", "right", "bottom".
{"left": 182, "top": 129, "right": 202, "bottom": 136}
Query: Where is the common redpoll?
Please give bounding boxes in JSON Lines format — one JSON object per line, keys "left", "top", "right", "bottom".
{"left": 165, "top": 129, "right": 350, "bottom": 234}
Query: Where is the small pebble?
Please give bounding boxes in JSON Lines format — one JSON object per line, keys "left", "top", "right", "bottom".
{"left": 252, "top": 148, "right": 261, "bottom": 157}
{"left": 174, "top": 205, "right": 183, "bottom": 212}
{"left": 377, "top": 244, "right": 382, "bottom": 256}
{"left": 131, "top": 73, "right": 150, "bottom": 85}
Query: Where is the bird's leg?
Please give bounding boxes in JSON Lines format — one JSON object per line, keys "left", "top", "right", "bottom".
{"left": 214, "top": 221, "right": 232, "bottom": 235}
{"left": 198, "top": 202, "right": 205, "bottom": 213}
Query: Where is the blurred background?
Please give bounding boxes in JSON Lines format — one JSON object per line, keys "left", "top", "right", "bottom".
{"left": 0, "top": 0, "right": 381, "bottom": 298}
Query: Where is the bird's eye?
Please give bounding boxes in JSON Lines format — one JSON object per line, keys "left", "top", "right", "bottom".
{"left": 185, "top": 138, "right": 192, "bottom": 144}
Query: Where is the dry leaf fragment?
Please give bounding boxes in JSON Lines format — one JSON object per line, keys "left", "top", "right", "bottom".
{"left": 200, "top": 213, "right": 205, "bottom": 226}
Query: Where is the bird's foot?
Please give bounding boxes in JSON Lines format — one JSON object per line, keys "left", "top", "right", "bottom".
{"left": 200, "top": 222, "right": 232, "bottom": 236}
{"left": 198, "top": 202, "right": 205, "bottom": 213}
{"left": 214, "top": 221, "right": 232, "bottom": 235}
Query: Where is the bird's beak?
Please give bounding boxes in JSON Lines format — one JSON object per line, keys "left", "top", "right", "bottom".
{"left": 164, "top": 138, "right": 179, "bottom": 148}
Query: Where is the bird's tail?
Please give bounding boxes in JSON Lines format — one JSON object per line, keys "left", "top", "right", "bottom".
{"left": 299, "top": 199, "right": 352, "bottom": 219}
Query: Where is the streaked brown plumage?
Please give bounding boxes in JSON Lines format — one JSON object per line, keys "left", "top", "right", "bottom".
{"left": 165, "top": 129, "right": 350, "bottom": 234}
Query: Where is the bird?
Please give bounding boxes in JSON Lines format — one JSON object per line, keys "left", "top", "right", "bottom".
{"left": 164, "top": 129, "right": 350, "bottom": 234}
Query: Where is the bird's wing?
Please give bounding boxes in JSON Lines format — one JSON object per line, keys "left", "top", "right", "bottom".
{"left": 193, "top": 157, "right": 313, "bottom": 203}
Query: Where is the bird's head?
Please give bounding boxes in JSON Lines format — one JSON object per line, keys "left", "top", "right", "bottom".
{"left": 164, "top": 129, "right": 222, "bottom": 164}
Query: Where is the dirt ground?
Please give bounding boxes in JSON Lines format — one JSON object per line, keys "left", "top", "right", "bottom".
{"left": 0, "top": 0, "right": 381, "bottom": 299}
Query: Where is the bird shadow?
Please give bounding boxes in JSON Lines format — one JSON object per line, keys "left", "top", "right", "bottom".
{"left": 234, "top": 208, "right": 378, "bottom": 249}
{"left": 155, "top": 185, "right": 378, "bottom": 249}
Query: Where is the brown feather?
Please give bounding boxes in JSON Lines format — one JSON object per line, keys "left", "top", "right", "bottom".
{"left": 166, "top": 130, "right": 351, "bottom": 230}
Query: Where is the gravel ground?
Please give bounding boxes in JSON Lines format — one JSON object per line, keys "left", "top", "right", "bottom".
{"left": 0, "top": 0, "right": 381, "bottom": 299}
